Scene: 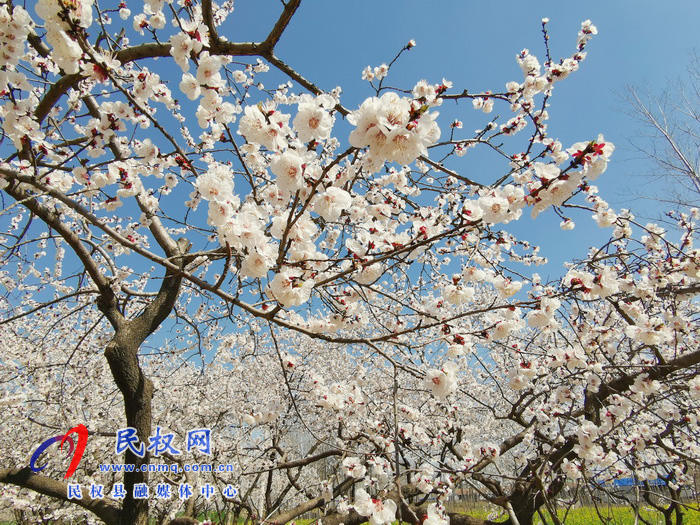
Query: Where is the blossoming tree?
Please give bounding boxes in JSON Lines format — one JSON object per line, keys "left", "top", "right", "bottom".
{"left": 1, "top": 1, "right": 699, "bottom": 525}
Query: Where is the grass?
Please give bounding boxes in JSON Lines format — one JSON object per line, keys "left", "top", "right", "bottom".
{"left": 446, "top": 501, "right": 700, "bottom": 524}
{"left": 531, "top": 504, "right": 700, "bottom": 525}
{"left": 289, "top": 503, "right": 700, "bottom": 524}
{"left": 4, "top": 503, "right": 700, "bottom": 524}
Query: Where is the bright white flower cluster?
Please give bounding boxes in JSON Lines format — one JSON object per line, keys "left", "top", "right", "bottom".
{"left": 523, "top": 135, "right": 615, "bottom": 218}
{"left": 312, "top": 376, "right": 365, "bottom": 412}
{"left": 567, "top": 134, "right": 615, "bottom": 179}
{"left": 353, "top": 488, "right": 397, "bottom": 525}
{"left": 35, "top": 0, "right": 94, "bottom": 75}
{"left": 195, "top": 86, "right": 238, "bottom": 133}
{"left": 0, "top": 5, "right": 31, "bottom": 69}
{"left": 1, "top": 98, "right": 45, "bottom": 149}
{"left": 239, "top": 103, "right": 292, "bottom": 151}
{"left": 423, "top": 504, "right": 449, "bottom": 525}
{"left": 526, "top": 296, "right": 561, "bottom": 328}
{"left": 169, "top": 17, "right": 208, "bottom": 72}
{"left": 413, "top": 464, "right": 435, "bottom": 493}
{"left": 488, "top": 307, "right": 526, "bottom": 341}
{"left": 689, "top": 377, "right": 700, "bottom": 400}
{"left": 293, "top": 94, "right": 335, "bottom": 143}
{"left": 472, "top": 96, "right": 494, "bottom": 113}
{"left": 270, "top": 149, "right": 306, "bottom": 192}
{"left": 313, "top": 187, "right": 352, "bottom": 222}
{"left": 348, "top": 92, "right": 441, "bottom": 170}
{"left": 563, "top": 265, "right": 621, "bottom": 299}
{"left": 624, "top": 314, "right": 674, "bottom": 346}
{"left": 241, "top": 399, "right": 284, "bottom": 425}
{"left": 578, "top": 20, "right": 598, "bottom": 48}
{"left": 362, "top": 63, "right": 389, "bottom": 82}
{"left": 472, "top": 185, "right": 526, "bottom": 225}
{"left": 507, "top": 358, "right": 539, "bottom": 391}
{"left": 424, "top": 362, "right": 458, "bottom": 399}
{"left": 267, "top": 267, "right": 315, "bottom": 307}
{"left": 341, "top": 457, "right": 367, "bottom": 479}
{"left": 196, "top": 162, "right": 240, "bottom": 223}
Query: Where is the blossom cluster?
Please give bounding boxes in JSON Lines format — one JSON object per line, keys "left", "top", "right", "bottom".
{"left": 349, "top": 91, "right": 441, "bottom": 171}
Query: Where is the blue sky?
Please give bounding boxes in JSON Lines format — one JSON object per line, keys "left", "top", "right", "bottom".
{"left": 225, "top": 0, "right": 699, "bottom": 279}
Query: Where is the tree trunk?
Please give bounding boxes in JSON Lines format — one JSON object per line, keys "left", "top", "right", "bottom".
{"left": 105, "top": 337, "right": 154, "bottom": 525}
{"left": 98, "top": 238, "right": 190, "bottom": 524}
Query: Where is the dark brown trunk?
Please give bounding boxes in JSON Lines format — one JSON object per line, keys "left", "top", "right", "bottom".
{"left": 105, "top": 338, "right": 154, "bottom": 525}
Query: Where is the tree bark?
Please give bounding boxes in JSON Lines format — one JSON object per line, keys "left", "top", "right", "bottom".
{"left": 0, "top": 468, "right": 121, "bottom": 524}
{"left": 98, "top": 239, "right": 190, "bottom": 525}
{"left": 104, "top": 337, "right": 154, "bottom": 525}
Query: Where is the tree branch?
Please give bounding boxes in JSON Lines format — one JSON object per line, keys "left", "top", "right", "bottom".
{"left": 0, "top": 467, "right": 121, "bottom": 525}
